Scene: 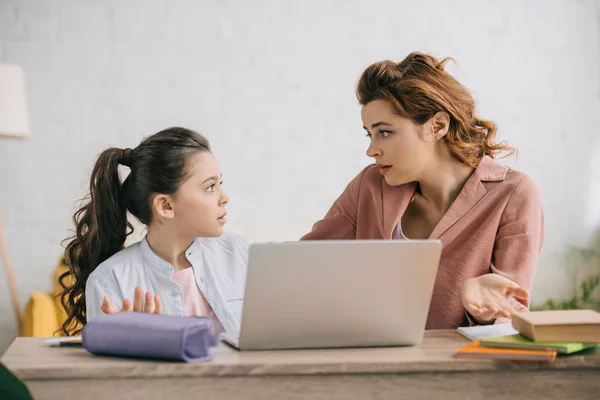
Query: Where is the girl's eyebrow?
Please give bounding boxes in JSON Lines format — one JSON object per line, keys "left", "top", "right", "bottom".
{"left": 201, "top": 174, "right": 222, "bottom": 184}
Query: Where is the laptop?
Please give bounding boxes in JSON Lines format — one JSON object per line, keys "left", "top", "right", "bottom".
{"left": 221, "top": 240, "right": 442, "bottom": 350}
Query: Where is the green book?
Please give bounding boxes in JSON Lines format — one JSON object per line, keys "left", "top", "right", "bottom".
{"left": 480, "top": 334, "right": 599, "bottom": 354}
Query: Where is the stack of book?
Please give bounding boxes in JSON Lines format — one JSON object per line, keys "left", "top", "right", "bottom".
{"left": 455, "top": 309, "right": 600, "bottom": 362}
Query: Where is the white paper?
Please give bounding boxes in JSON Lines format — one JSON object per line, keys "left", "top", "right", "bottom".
{"left": 456, "top": 323, "right": 518, "bottom": 341}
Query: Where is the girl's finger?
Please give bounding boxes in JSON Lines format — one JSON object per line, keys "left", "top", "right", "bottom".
{"left": 122, "top": 299, "right": 132, "bottom": 312}
{"left": 154, "top": 295, "right": 162, "bottom": 314}
{"left": 144, "top": 292, "right": 154, "bottom": 313}
{"left": 133, "top": 286, "right": 144, "bottom": 312}
{"left": 101, "top": 296, "right": 113, "bottom": 314}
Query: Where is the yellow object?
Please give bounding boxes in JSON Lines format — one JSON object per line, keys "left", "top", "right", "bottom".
{"left": 21, "top": 258, "right": 82, "bottom": 337}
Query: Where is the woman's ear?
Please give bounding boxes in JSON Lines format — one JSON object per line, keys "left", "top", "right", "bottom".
{"left": 431, "top": 111, "right": 450, "bottom": 140}
{"left": 152, "top": 194, "right": 175, "bottom": 221}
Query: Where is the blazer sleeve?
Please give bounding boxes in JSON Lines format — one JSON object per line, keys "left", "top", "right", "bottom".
{"left": 490, "top": 175, "right": 545, "bottom": 308}
{"left": 300, "top": 167, "right": 369, "bottom": 240}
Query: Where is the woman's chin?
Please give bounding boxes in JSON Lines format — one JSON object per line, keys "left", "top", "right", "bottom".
{"left": 383, "top": 174, "right": 409, "bottom": 187}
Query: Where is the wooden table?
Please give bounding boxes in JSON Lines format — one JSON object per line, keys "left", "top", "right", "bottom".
{"left": 2, "top": 330, "right": 599, "bottom": 400}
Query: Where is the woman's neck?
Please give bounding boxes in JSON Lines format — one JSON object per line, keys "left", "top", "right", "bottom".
{"left": 146, "top": 224, "right": 194, "bottom": 271}
{"left": 416, "top": 151, "right": 475, "bottom": 213}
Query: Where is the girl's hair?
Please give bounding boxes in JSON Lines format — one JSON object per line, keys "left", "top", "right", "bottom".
{"left": 59, "top": 127, "right": 211, "bottom": 335}
{"left": 356, "top": 52, "right": 515, "bottom": 167}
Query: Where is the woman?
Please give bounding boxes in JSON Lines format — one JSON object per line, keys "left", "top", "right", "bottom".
{"left": 302, "top": 52, "right": 544, "bottom": 329}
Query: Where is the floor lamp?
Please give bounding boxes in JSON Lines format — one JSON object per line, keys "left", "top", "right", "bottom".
{"left": 0, "top": 63, "right": 31, "bottom": 333}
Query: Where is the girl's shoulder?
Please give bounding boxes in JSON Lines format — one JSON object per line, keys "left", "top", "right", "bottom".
{"left": 194, "top": 231, "right": 249, "bottom": 253}
{"left": 87, "top": 241, "right": 144, "bottom": 282}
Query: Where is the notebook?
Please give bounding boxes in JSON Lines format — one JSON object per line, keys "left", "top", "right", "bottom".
{"left": 512, "top": 309, "right": 600, "bottom": 343}
{"left": 455, "top": 340, "right": 557, "bottom": 362}
{"left": 456, "top": 323, "right": 518, "bottom": 341}
{"left": 481, "top": 334, "right": 598, "bottom": 354}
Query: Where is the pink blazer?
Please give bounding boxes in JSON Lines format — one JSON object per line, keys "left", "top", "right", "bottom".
{"left": 301, "top": 156, "right": 544, "bottom": 329}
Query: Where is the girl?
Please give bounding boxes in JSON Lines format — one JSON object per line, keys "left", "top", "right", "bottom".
{"left": 302, "top": 52, "right": 544, "bottom": 328}
{"left": 60, "top": 127, "right": 247, "bottom": 336}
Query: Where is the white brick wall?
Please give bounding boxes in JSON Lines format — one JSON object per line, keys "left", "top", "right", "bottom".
{"left": 0, "top": 0, "right": 599, "bottom": 353}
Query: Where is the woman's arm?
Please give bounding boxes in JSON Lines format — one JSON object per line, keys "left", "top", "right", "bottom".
{"left": 301, "top": 167, "right": 368, "bottom": 240}
{"left": 491, "top": 175, "right": 544, "bottom": 305}
{"left": 461, "top": 175, "right": 544, "bottom": 324}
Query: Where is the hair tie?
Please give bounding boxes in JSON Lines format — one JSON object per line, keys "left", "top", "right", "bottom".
{"left": 121, "top": 148, "right": 134, "bottom": 166}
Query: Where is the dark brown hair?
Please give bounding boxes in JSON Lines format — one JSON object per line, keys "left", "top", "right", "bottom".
{"left": 59, "top": 127, "right": 211, "bottom": 335}
{"left": 356, "top": 52, "right": 515, "bottom": 167}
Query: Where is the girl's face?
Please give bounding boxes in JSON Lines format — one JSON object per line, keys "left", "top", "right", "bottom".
{"left": 167, "top": 151, "right": 229, "bottom": 238}
{"left": 362, "top": 99, "right": 439, "bottom": 186}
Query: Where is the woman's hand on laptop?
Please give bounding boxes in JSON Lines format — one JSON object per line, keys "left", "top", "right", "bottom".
{"left": 101, "top": 286, "right": 163, "bottom": 314}
{"left": 461, "top": 274, "right": 529, "bottom": 324}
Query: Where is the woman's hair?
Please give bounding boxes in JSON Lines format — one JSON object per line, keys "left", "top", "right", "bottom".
{"left": 356, "top": 52, "right": 515, "bottom": 167}
{"left": 59, "top": 127, "right": 211, "bottom": 335}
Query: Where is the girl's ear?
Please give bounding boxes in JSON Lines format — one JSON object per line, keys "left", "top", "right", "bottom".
{"left": 152, "top": 194, "right": 175, "bottom": 220}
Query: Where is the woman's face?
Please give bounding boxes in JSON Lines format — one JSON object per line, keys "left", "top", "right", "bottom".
{"left": 362, "top": 99, "right": 440, "bottom": 186}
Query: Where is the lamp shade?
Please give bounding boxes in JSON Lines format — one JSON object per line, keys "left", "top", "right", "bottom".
{"left": 0, "top": 63, "right": 31, "bottom": 138}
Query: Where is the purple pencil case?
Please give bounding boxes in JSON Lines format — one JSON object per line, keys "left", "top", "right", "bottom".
{"left": 82, "top": 312, "right": 219, "bottom": 362}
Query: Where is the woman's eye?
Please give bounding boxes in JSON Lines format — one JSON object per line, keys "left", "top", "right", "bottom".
{"left": 379, "top": 130, "right": 392, "bottom": 138}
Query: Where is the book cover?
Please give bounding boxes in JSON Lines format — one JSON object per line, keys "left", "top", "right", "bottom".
{"left": 480, "top": 334, "right": 598, "bottom": 354}
{"left": 512, "top": 310, "right": 600, "bottom": 343}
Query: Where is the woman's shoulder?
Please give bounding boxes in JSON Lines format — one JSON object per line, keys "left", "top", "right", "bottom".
{"left": 491, "top": 165, "right": 540, "bottom": 199}
{"left": 478, "top": 158, "right": 541, "bottom": 210}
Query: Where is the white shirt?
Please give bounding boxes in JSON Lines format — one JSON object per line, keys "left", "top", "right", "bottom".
{"left": 85, "top": 231, "right": 248, "bottom": 333}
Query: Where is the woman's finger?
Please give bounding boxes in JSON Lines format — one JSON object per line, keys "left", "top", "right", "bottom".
{"left": 507, "top": 285, "right": 529, "bottom": 301}
{"left": 465, "top": 303, "right": 481, "bottom": 317}
{"left": 478, "top": 306, "right": 498, "bottom": 322}
{"left": 485, "top": 305, "right": 498, "bottom": 315}
{"left": 513, "top": 302, "right": 528, "bottom": 313}
{"left": 495, "top": 317, "right": 512, "bottom": 325}
{"left": 154, "top": 295, "right": 162, "bottom": 314}
{"left": 133, "top": 286, "right": 144, "bottom": 312}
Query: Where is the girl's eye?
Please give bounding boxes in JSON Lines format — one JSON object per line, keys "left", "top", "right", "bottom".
{"left": 365, "top": 133, "right": 372, "bottom": 139}
{"left": 207, "top": 181, "right": 223, "bottom": 192}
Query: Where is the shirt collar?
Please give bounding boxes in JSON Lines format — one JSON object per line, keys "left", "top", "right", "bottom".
{"left": 139, "top": 235, "right": 200, "bottom": 275}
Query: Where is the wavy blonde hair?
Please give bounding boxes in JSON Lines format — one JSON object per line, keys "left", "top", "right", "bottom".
{"left": 356, "top": 52, "right": 515, "bottom": 167}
